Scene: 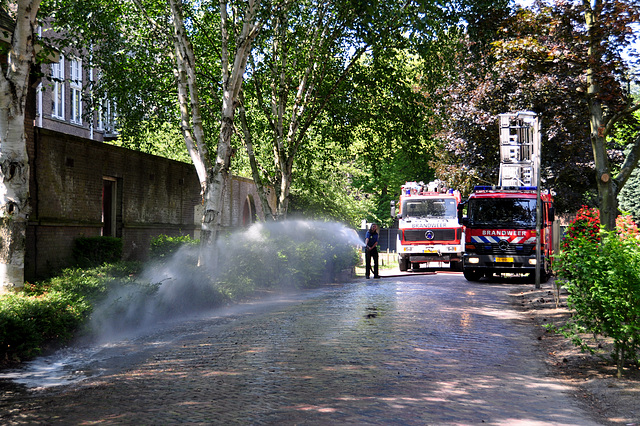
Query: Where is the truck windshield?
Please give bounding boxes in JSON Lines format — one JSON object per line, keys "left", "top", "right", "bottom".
{"left": 468, "top": 198, "right": 537, "bottom": 227}
{"left": 403, "top": 198, "right": 457, "bottom": 219}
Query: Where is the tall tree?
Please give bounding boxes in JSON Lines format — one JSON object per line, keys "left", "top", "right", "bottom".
{"left": 433, "top": 6, "right": 597, "bottom": 211}
{"left": 238, "top": 0, "right": 464, "bottom": 221}
{"left": 167, "top": 0, "right": 261, "bottom": 247}
{"left": 0, "top": 1, "right": 41, "bottom": 291}
{"left": 432, "top": 1, "right": 640, "bottom": 219}
{"left": 582, "top": 0, "right": 640, "bottom": 229}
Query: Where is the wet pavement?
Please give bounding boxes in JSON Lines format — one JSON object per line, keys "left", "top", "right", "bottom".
{"left": 0, "top": 271, "right": 601, "bottom": 425}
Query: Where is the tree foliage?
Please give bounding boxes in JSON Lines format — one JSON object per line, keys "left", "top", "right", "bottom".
{"left": 431, "top": 0, "right": 640, "bottom": 216}
{"left": 39, "top": 0, "right": 513, "bottom": 228}
{"left": 238, "top": 0, "right": 466, "bottom": 221}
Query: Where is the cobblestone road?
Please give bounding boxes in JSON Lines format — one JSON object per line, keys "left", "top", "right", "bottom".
{"left": 1, "top": 272, "right": 601, "bottom": 425}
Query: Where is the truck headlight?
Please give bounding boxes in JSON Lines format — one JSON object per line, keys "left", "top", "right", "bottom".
{"left": 468, "top": 257, "right": 480, "bottom": 264}
{"left": 529, "top": 259, "right": 537, "bottom": 265}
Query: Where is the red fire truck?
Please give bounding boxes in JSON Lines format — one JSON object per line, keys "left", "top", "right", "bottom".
{"left": 395, "top": 181, "right": 463, "bottom": 271}
{"left": 458, "top": 186, "right": 554, "bottom": 281}
{"left": 458, "top": 112, "right": 555, "bottom": 282}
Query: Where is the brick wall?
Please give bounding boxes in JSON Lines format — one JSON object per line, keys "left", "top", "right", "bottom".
{"left": 26, "top": 128, "right": 272, "bottom": 280}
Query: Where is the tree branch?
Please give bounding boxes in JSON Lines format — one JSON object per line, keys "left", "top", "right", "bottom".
{"left": 604, "top": 102, "right": 640, "bottom": 137}
{"left": 614, "top": 133, "right": 640, "bottom": 190}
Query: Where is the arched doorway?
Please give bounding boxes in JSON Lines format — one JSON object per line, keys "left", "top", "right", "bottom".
{"left": 242, "top": 195, "right": 257, "bottom": 226}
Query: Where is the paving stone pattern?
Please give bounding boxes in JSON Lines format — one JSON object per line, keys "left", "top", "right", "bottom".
{"left": 1, "top": 274, "right": 601, "bottom": 425}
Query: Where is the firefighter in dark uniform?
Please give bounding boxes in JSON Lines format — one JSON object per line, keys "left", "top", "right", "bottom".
{"left": 365, "top": 223, "right": 380, "bottom": 279}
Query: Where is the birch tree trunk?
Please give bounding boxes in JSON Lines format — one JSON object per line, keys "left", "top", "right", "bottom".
{"left": 166, "top": 0, "right": 260, "bottom": 251}
{"left": 0, "top": 0, "right": 40, "bottom": 292}
{"left": 201, "top": 0, "right": 260, "bottom": 244}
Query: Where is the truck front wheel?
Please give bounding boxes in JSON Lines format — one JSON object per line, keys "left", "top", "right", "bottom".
{"left": 463, "top": 269, "right": 483, "bottom": 282}
{"left": 399, "top": 256, "right": 409, "bottom": 272}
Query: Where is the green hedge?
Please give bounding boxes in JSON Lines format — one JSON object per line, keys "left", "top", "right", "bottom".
{"left": 0, "top": 262, "right": 141, "bottom": 365}
{"left": 149, "top": 234, "right": 199, "bottom": 261}
{"left": 73, "top": 236, "right": 122, "bottom": 267}
{"left": 0, "top": 291, "right": 85, "bottom": 362}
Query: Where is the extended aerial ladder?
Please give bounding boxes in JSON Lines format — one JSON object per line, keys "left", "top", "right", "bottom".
{"left": 498, "top": 111, "right": 547, "bottom": 287}
{"left": 498, "top": 111, "right": 540, "bottom": 187}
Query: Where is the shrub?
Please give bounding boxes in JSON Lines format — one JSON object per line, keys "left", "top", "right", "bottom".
{"left": 553, "top": 210, "right": 640, "bottom": 377}
{"left": 0, "top": 262, "right": 142, "bottom": 365}
{"left": 616, "top": 213, "right": 640, "bottom": 239}
{"left": 563, "top": 206, "right": 600, "bottom": 245}
{"left": 0, "top": 291, "right": 86, "bottom": 362}
{"left": 215, "top": 222, "right": 360, "bottom": 297}
{"left": 73, "top": 236, "right": 123, "bottom": 267}
{"left": 149, "top": 234, "right": 199, "bottom": 262}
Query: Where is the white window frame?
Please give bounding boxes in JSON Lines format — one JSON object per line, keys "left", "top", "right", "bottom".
{"left": 93, "top": 69, "right": 104, "bottom": 131}
{"left": 51, "top": 55, "right": 65, "bottom": 120}
{"left": 70, "top": 58, "right": 82, "bottom": 124}
{"left": 100, "top": 99, "right": 117, "bottom": 134}
{"left": 97, "top": 98, "right": 105, "bottom": 131}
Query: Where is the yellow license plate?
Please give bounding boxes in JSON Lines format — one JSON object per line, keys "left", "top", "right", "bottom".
{"left": 424, "top": 249, "right": 437, "bottom": 253}
{"left": 495, "top": 257, "right": 514, "bottom": 263}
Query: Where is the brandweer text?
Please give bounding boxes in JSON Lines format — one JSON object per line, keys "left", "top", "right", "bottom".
{"left": 481, "top": 230, "right": 529, "bottom": 236}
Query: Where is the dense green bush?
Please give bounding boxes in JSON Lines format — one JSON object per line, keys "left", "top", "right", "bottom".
{"left": 0, "top": 291, "right": 85, "bottom": 362}
{"left": 73, "top": 236, "right": 123, "bottom": 267}
{"left": 553, "top": 208, "right": 640, "bottom": 377}
{"left": 149, "top": 234, "right": 199, "bottom": 261}
{"left": 0, "top": 262, "right": 142, "bottom": 365}
{"left": 215, "top": 222, "right": 360, "bottom": 298}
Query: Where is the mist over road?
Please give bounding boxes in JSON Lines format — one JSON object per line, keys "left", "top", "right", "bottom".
{"left": 1, "top": 273, "right": 599, "bottom": 425}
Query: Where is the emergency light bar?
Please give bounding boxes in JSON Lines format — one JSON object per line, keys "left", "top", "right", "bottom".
{"left": 474, "top": 185, "right": 537, "bottom": 192}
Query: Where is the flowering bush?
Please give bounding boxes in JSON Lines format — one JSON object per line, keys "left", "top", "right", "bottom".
{"left": 553, "top": 208, "right": 640, "bottom": 377}
{"left": 616, "top": 214, "right": 640, "bottom": 240}
{"left": 555, "top": 206, "right": 601, "bottom": 283}
{"left": 562, "top": 206, "right": 600, "bottom": 250}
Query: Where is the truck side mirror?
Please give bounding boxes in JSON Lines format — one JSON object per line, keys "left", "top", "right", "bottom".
{"left": 390, "top": 201, "right": 396, "bottom": 218}
{"left": 457, "top": 201, "right": 466, "bottom": 223}
{"left": 548, "top": 205, "right": 555, "bottom": 222}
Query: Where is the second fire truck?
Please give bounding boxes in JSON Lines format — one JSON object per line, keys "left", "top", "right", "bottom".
{"left": 395, "top": 181, "right": 463, "bottom": 271}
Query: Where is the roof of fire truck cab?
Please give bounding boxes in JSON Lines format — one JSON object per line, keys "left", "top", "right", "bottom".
{"left": 470, "top": 192, "right": 537, "bottom": 198}
{"left": 467, "top": 188, "right": 553, "bottom": 201}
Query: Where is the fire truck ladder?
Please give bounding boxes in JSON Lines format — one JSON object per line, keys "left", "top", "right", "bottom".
{"left": 498, "top": 112, "right": 540, "bottom": 187}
